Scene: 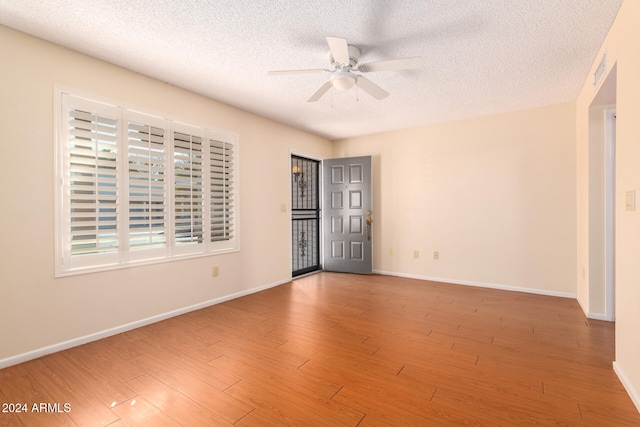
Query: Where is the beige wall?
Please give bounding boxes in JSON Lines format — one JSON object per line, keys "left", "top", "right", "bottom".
{"left": 334, "top": 103, "right": 577, "bottom": 296}
{"left": 576, "top": 0, "right": 640, "bottom": 410}
{"left": 0, "top": 25, "right": 332, "bottom": 363}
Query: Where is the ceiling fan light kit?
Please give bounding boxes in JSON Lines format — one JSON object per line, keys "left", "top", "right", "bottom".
{"left": 330, "top": 69, "right": 357, "bottom": 90}
{"left": 268, "top": 36, "right": 423, "bottom": 102}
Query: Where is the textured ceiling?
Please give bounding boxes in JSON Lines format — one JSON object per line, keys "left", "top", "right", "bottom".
{"left": 0, "top": 0, "right": 623, "bottom": 140}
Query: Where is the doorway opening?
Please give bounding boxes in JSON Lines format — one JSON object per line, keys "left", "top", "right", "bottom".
{"left": 587, "top": 64, "right": 616, "bottom": 320}
{"left": 291, "top": 155, "right": 321, "bottom": 277}
{"left": 604, "top": 107, "right": 616, "bottom": 320}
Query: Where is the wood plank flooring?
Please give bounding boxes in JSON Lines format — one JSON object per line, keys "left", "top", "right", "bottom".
{"left": 1, "top": 272, "right": 639, "bottom": 426}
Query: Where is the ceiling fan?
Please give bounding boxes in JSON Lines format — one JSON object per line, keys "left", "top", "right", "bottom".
{"left": 267, "top": 37, "right": 423, "bottom": 102}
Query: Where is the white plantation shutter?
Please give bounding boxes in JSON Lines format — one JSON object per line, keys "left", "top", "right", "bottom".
{"left": 126, "top": 113, "right": 167, "bottom": 259}
{"left": 56, "top": 90, "right": 238, "bottom": 276}
{"left": 210, "top": 139, "right": 234, "bottom": 242}
{"left": 64, "top": 96, "right": 120, "bottom": 269}
{"left": 173, "top": 130, "right": 205, "bottom": 248}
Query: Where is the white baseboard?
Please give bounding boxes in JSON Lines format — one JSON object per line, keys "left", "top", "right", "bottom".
{"left": 0, "top": 278, "right": 290, "bottom": 370}
{"left": 613, "top": 361, "right": 640, "bottom": 414}
{"left": 586, "top": 312, "right": 611, "bottom": 321}
{"left": 373, "top": 270, "right": 577, "bottom": 299}
{"left": 576, "top": 293, "right": 614, "bottom": 321}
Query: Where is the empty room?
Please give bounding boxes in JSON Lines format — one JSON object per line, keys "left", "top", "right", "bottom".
{"left": 1, "top": 1, "right": 640, "bottom": 425}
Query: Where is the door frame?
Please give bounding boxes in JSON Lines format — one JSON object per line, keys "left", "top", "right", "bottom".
{"left": 289, "top": 151, "right": 374, "bottom": 277}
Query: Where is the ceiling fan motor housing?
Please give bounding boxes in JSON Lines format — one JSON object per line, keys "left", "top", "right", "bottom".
{"left": 327, "top": 45, "right": 361, "bottom": 68}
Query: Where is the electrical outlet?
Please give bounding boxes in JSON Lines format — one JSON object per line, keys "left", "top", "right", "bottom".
{"left": 212, "top": 265, "right": 219, "bottom": 277}
{"left": 413, "top": 250, "right": 420, "bottom": 259}
{"left": 389, "top": 248, "right": 394, "bottom": 256}
{"left": 434, "top": 251, "right": 439, "bottom": 260}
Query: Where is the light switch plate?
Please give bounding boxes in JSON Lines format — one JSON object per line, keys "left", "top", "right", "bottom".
{"left": 625, "top": 190, "right": 636, "bottom": 212}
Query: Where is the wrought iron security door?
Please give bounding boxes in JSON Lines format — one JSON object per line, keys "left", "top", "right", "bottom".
{"left": 291, "top": 156, "right": 320, "bottom": 277}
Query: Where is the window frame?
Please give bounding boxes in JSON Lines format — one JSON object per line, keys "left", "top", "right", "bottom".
{"left": 54, "top": 88, "right": 239, "bottom": 277}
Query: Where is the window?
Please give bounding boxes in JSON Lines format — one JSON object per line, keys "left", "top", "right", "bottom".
{"left": 55, "top": 91, "right": 238, "bottom": 276}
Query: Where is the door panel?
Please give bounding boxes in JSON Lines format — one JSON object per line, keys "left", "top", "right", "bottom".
{"left": 349, "top": 190, "right": 362, "bottom": 208}
{"left": 350, "top": 216, "right": 362, "bottom": 234}
{"left": 332, "top": 191, "right": 343, "bottom": 209}
{"left": 323, "top": 156, "right": 372, "bottom": 274}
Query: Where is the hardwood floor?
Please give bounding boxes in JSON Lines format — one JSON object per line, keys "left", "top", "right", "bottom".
{"left": 1, "top": 272, "right": 639, "bottom": 426}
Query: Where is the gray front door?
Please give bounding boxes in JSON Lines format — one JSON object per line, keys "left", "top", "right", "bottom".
{"left": 323, "top": 156, "right": 372, "bottom": 274}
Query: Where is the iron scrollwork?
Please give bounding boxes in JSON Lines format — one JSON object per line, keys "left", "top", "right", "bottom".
{"left": 298, "top": 231, "right": 307, "bottom": 257}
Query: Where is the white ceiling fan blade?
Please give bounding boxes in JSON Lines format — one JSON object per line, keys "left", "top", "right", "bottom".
{"left": 326, "top": 36, "right": 350, "bottom": 65}
{"left": 267, "top": 68, "right": 328, "bottom": 76}
{"left": 307, "top": 81, "right": 332, "bottom": 102}
{"left": 358, "top": 56, "right": 423, "bottom": 73}
{"left": 356, "top": 76, "right": 389, "bottom": 100}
